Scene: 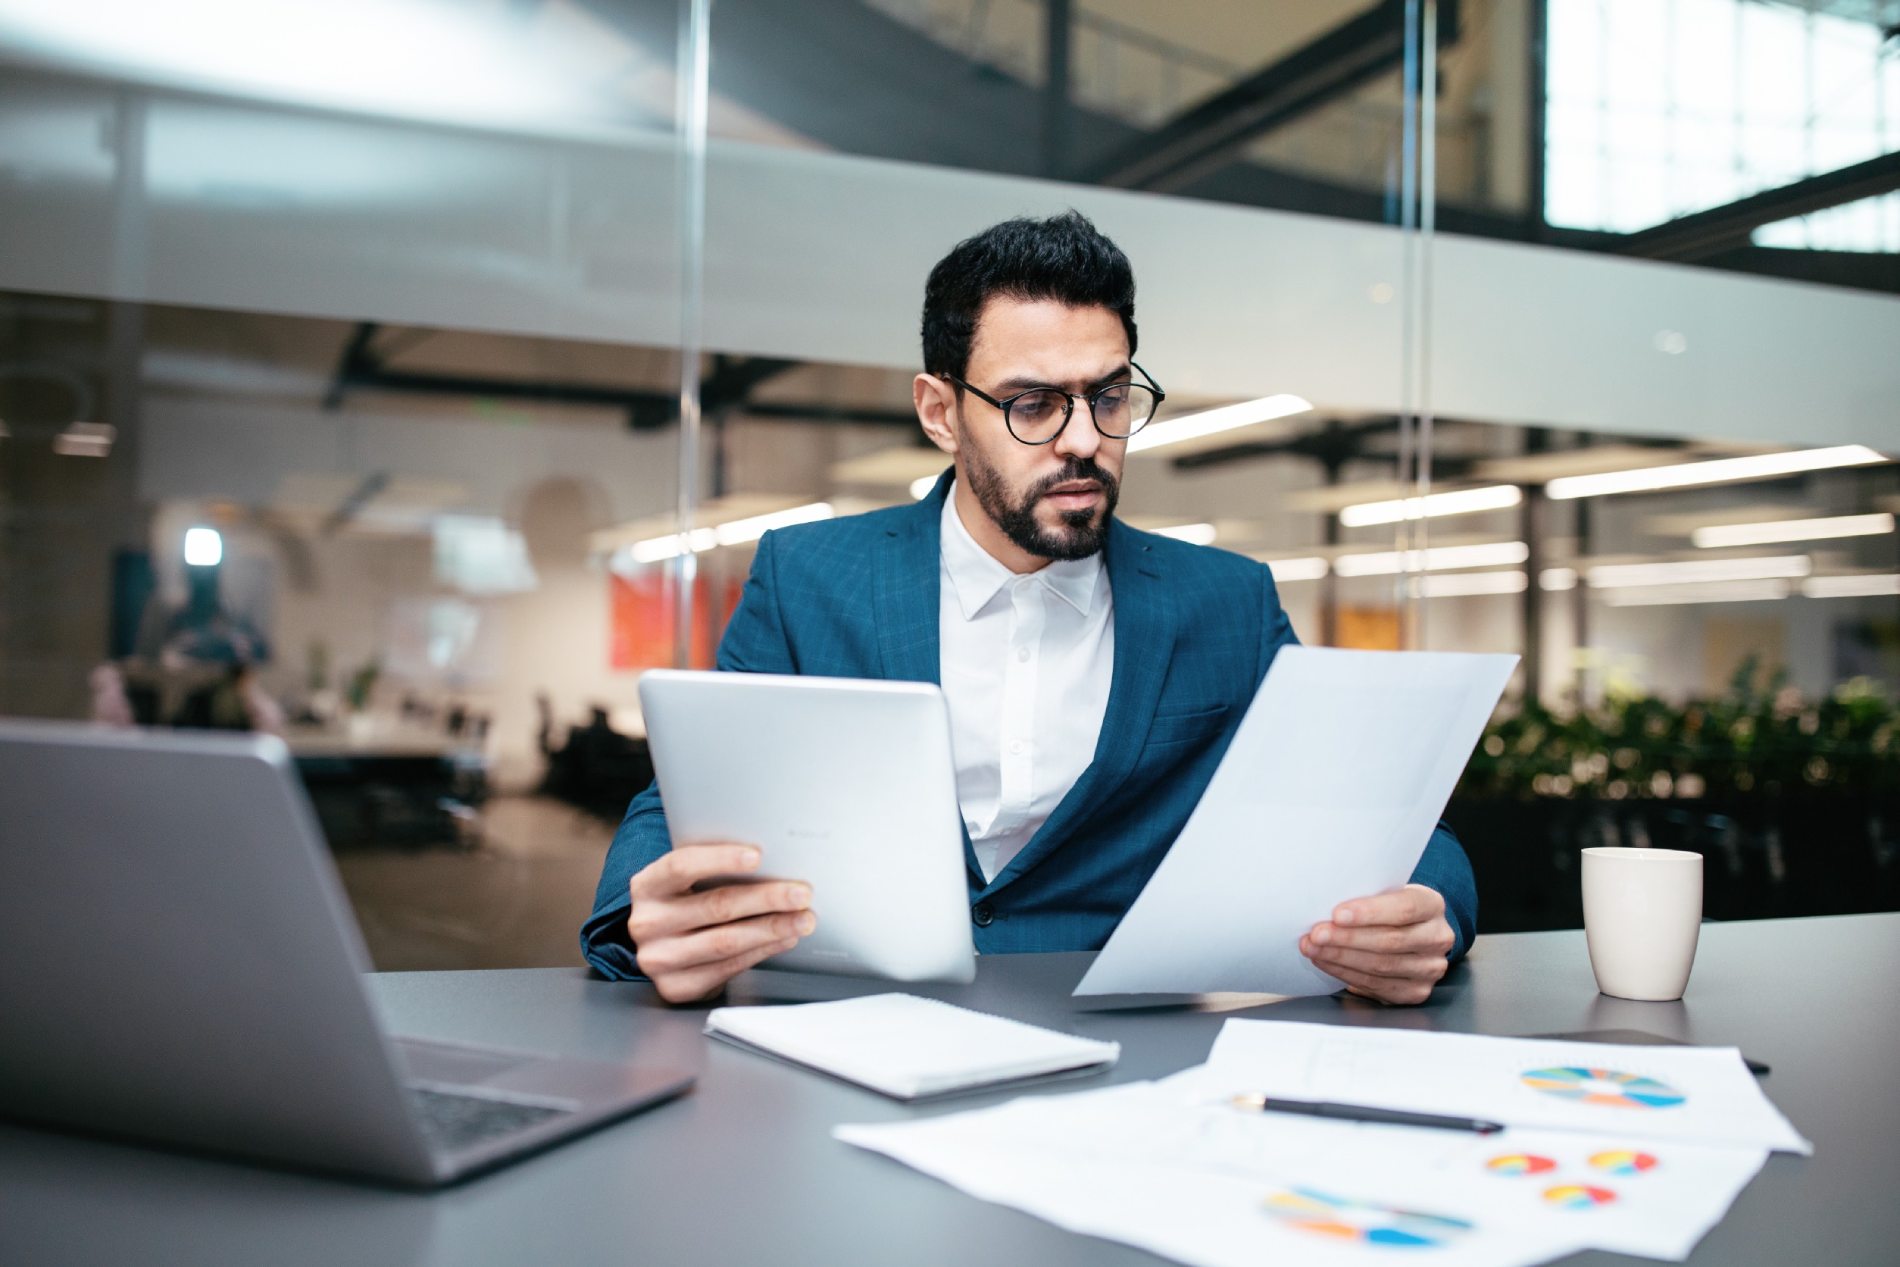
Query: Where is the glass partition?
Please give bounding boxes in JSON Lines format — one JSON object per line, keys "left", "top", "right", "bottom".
{"left": 1423, "top": 0, "right": 1900, "bottom": 932}
{"left": 0, "top": 0, "right": 704, "bottom": 968}
{"left": 681, "top": 0, "right": 1447, "bottom": 661}
{"left": 3, "top": 2, "right": 1895, "bottom": 971}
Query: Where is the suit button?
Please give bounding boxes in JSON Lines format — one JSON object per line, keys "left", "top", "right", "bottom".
{"left": 971, "top": 901, "right": 995, "bottom": 927}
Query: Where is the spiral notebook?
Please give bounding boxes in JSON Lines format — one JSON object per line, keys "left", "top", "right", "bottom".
{"left": 704, "top": 994, "right": 1119, "bottom": 1101}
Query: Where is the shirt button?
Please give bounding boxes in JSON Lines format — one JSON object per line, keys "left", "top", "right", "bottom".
{"left": 972, "top": 901, "right": 995, "bottom": 927}
{"left": 1016, "top": 647, "right": 1031, "bottom": 662}
{"left": 1008, "top": 739, "right": 1026, "bottom": 755}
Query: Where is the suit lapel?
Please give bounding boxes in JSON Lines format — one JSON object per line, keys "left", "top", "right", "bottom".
{"left": 873, "top": 476, "right": 947, "bottom": 686}
{"left": 875, "top": 474, "right": 985, "bottom": 884}
{"left": 985, "top": 519, "right": 1175, "bottom": 892}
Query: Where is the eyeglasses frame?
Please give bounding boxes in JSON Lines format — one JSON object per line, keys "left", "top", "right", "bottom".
{"left": 941, "top": 361, "right": 1166, "bottom": 446}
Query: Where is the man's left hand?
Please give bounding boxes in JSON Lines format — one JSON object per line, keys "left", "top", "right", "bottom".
{"left": 1299, "top": 884, "right": 1454, "bottom": 1006}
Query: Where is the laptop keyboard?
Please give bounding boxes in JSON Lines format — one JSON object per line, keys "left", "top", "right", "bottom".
{"left": 408, "top": 1086, "right": 573, "bottom": 1152}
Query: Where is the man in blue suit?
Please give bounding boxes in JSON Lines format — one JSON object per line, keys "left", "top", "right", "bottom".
{"left": 583, "top": 212, "right": 1475, "bottom": 1004}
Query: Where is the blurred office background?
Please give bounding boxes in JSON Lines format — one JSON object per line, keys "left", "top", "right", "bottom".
{"left": 1, "top": 0, "right": 1896, "bottom": 969}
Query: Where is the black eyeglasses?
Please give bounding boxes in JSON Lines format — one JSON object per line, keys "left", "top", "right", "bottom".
{"left": 942, "top": 362, "right": 1166, "bottom": 446}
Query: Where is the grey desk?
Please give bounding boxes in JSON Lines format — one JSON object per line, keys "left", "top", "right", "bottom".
{"left": 3, "top": 913, "right": 1895, "bottom": 1267}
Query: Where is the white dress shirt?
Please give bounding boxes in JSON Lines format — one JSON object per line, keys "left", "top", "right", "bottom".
{"left": 939, "top": 488, "right": 1115, "bottom": 882}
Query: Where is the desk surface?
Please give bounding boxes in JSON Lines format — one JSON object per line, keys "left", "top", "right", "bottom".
{"left": 3, "top": 913, "right": 1895, "bottom": 1267}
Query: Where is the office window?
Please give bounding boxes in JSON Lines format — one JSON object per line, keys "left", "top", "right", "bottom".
{"left": 1546, "top": 0, "right": 1900, "bottom": 239}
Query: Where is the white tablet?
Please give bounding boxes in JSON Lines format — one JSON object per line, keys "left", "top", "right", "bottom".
{"left": 638, "top": 669, "right": 976, "bottom": 984}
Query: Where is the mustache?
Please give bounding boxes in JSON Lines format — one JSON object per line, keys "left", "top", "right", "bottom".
{"left": 1028, "top": 458, "right": 1118, "bottom": 502}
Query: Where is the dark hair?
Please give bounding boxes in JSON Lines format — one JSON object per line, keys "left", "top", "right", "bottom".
{"left": 921, "top": 210, "right": 1137, "bottom": 380}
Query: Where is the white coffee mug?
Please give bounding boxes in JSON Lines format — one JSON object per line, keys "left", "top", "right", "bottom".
{"left": 1581, "top": 847, "right": 1703, "bottom": 1002}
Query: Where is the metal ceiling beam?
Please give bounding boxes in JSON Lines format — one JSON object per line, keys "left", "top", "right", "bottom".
{"left": 742, "top": 401, "right": 918, "bottom": 427}
{"left": 321, "top": 321, "right": 380, "bottom": 411}
{"left": 1169, "top": 416, "right": 1401, "bottom": 473}
{"left": 320, "top": 471, "right": 391, "bottom": 536}
{"left": 320, "top": 324, "right": 914, "bottom": 430}
{"left": 1043, "top": 0, "right": 1073, "bottom": 179}
{"left": 1082, "top": 0, "right": 1459, "bottom": 194}
{"left": 1614, "top": 150, "right": 1900, "bottom": 263}
{"left": 703, "top": 354, "right": 801, "bottom": 412}
{"left": 1167, "top": 414, "right": 1511, "bottom": 477}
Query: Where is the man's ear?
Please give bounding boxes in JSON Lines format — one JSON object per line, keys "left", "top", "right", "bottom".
{"left": 914, "top": 373, "right": 959, "bottom": 457}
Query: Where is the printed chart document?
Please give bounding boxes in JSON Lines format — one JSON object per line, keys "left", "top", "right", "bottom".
{"left": 839, "top": 1018, "right": 1805, "bottom": 1267}
{"left": 1200, "top": 1019, "right": 1811, "bottom": 1155}
{"left": 1076, "top": 647, "right": 1516, "bottom": 997}
{"left": 704, "top": 993, "right": 1118, "bottom": 1100}
{"left": 841, "top": 1084, "right": 1581, "bottom": 1267}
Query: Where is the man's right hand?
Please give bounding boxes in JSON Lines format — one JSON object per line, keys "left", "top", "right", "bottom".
{"left": 627, "top": 843, "right": 816, "bottom": 1004}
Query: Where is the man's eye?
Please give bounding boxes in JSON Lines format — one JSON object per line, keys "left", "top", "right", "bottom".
{"left": 1013, "top": 394, "right": 1060, "bottom": 421}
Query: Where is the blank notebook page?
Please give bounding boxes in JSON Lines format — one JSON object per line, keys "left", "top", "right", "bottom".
{"left": 704, "top": 993, "right": 1120, "bottom": 1100}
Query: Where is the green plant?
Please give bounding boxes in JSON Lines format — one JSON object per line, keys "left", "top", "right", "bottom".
{"left": 1458, "top": 658, "right": 1900, "bottom": 803}
{"left": 346, "top": 659, "right": 382, "bottom": 713}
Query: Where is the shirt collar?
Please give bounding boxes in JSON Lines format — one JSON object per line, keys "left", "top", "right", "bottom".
{"left": 940, "top": 482, "right": 1105, "bottom": 621}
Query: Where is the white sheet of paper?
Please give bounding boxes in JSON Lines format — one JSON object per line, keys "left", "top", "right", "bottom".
{"left": 703, "top": 993, "right": 1118, "bottom": 1098}
{"left": 840, "top": 1067, "right": 1773, "bottom": 1267}
{"left": 838, "top": 1084, "right": 1585, "bottom": 1267}
{"left": 1155, "top": 1061, "right": 1769, "bottom": 1261}
{"left": 1343, "top": 1125, "right": 1766, "bottom": 1261}
{"left": 1075, "top": 647, "right": 1516, "bottom": 997}
{"left": 1199, "top": 1019, "right": 1811, "bottom": 1154}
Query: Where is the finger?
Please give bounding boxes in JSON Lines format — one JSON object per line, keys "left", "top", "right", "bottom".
{"left": 630, "top": 880, "right": 813, "bottom": 943}
{"left": 1320, "top": 961, "right": 1434, "bottom": 1006}
{"left": 1306, "top": 943, "right": 1448, "bottom": 983}
{"left": 635, "top": 909, "right": 816, "bottom": 979}
{"left": 1332, "top": 883, "right": 1443, "bottom": 930}
{"left": 1308, "top": 918, "right": 1454, "bottom": 957}
{"left": 629, "top": 843, "right": 762, "bottom": 901}
{"left": 651, "top": 935, "right": 801, "bottom": 1005}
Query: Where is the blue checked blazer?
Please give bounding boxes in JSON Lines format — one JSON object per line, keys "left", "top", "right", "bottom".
{"left": 580, "top": 475, "right": 1477, "bottom": 978}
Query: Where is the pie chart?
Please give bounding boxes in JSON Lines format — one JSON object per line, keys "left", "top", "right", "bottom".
{"left": 1543, "top": 1184, "right": 1619, "bottom": 1210}
{"left": 1485, "top": 1153, "right": 1558, "bottom": 1176}
{"left": 1520, "top": 1065, "right": 1686, "bottom": 1109}
{"left": 1263, "top": 1188, "right": 1475, "bottom": 1248}
{"left": 1590, "top": 1149, "right": 1659, "bottom": 1175}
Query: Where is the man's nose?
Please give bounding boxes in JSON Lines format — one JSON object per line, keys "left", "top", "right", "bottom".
{"left": 1052, "top": 400, "right": 1102, "bottom": 460}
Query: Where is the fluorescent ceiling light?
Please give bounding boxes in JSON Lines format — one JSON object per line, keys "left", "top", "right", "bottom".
{"left": 1334, "top": 541, "right": 1529, "bottom": 578}
{"left": 52, "top": 421, "right": 115, "bottom": 457}
{"left": 1602, "top": 580, "right": 1792, "bottom": 606}
{"left": 1124, "top": 393, "right": 1312, "bottom": 454}
{"left": 1539, "top": 567, "right": 1578, "bottom": 592}
{"left": 910, "top": 475, "right": 938, "bottom": 500}
{"left": 1258, "top": 556, "right": 1329, "bottom": 582}
{"left": 1585, "top": 555, "right": 1809, "bottom": 589}
{"left": 1691, "top": 512, "right": 1894, "bottom": 549}
{"left": 626, "top": 529, "right": 716, "bottom": 565}
{"left": 1151, "top": 522, "right": 1217, "bottom": 546}
{"left": 625, "top": 503, "right": 833, "bottom": 564}
{"left": 1801, "top": 573, "right": 1900, "bottom": 599}
{"left": 1339, "top": 484, "right": 1522, "bottom": 527}
{"left": 1418, "top": 570, "right": 1528, "bottom": 598}
{"left": 183, "top": 527, "right": 224, "bottom": 567}
{"left": 712, "top": 502, "right": 834, "bottom": 546}
{"left": 1546, "top": 445, "right": 1886, "bottom": 499}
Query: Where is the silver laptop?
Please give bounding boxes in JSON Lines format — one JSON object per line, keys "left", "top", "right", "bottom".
{"left": 640, "top": 670, "right": 976, "bottom": 984}
{"left": 0, "top": 720, "right": 693, "bottom": 1187}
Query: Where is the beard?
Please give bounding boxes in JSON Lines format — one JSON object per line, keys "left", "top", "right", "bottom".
{"left": 962, "top": 442, "right": 1120, "bottom": 562}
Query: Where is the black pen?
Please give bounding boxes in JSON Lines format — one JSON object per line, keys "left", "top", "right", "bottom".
{"left": 1230, "top": 1093, "right": 1503, "bottom": 1135}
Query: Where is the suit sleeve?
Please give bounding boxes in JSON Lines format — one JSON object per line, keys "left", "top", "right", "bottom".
{"left": 1410, "top": 822, "right": 1477, "bottom": 963}
{"left": 1253, "top": 564, "right": 1478, "bottom": 965}
{"left": 577, "top": 531, "right": 797, "bottom": 979}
